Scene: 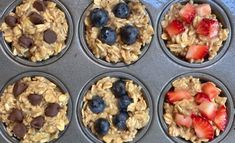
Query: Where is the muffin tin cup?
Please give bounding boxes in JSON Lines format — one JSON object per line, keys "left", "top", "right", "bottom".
{"left": 0, "top": 71, "right": 73, "bottom": 143}
{"left": 0, "top": 0, "right": 74, "bottom": 67}
{"left": 158, "top": 72, "right": 234, "bottom": 143}
{"left": 76, "top": 71, "right": 153, "bottom": 143}
{"left": 78, "top": 1, "right": 154, "bottom": 68}
{"left": 157, "top": 0, "right": 232, "bottom": 68}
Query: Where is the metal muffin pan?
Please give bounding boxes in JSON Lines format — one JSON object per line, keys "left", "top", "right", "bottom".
{"left": 0, "top": 0, "right": 234, "bottom": 143}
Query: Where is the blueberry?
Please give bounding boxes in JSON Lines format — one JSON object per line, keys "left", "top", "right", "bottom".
{"left": 88, "top": 96, "right": 106, "bottom": 114}
{"left": 120, "top": 25, "right": 139, "bottom": 45}
{"left": 90, "top": 8, "right": 109, "bottom": 27}
{"left": 118, "top": 95, "right": 133, "bottom": 111}
{"left": 111, "top": 80, "right": 127, "bottom": 98}
{"left": 99, "top": 27, "right": 117, "bottom": 45}
{"left": 94, "top": 118, "right": 110, "bottom": 136}
{"left": 113, "top": 3, "right": 130, "bottom": 19}
{"left": 113, "top": 112, "right": 129, "bottom": 130}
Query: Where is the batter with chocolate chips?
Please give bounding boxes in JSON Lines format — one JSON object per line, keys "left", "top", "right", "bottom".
{"left": 0, "top": 76, "right": 69, "bottom": 143}
{"left": 0, "top": 0, "right": 68, "bottom": 62}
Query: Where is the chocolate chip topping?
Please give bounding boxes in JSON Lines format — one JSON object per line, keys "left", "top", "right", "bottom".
{"left": 45, "top": 103, "right": 60, "bottom": 117}
{"left": 27, "top": 94, "right": 43, "bottom": 106}
{"left": 19, "top": 35, "right": 34, "bottom": 49}
{"left": 5, "top": 15, "right": 17, "bottom": 27}
{"left": 13, "top": 123, "right": 27, "bottom": 139}
{"left": 31, "top": 116, "right": 45, "bottom": 129}
{"left": 43, "top": 29, "right": 57, "bottom": 44}
{"left": 8, "top": 108, "right": 24, "bottom": 122}
{"left": 29, "top": 12, "right": 44, "bottom": 25}
{"left": 13, "top": 81, "right": 28, "bottom": 97}
{"left": 33, "top": 0, "right": 46, "bottom": 12}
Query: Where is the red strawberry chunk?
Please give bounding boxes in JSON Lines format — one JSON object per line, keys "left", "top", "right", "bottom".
{"left": 214, "top": 106, "right": 227, "bottom": 131}
{"left": 192, "top": 115, "right": 214, "bottom": 140}
{"left": 196, "top": 4, "right": 211, "bottom": 17}
{"left": 195, "top": 92, "right": 210, "bottom": 104}
{"left": 165, "top": 20, "right": 185, "bottom": 37}
{"left": 202, "top": 82, "right": 221, "bottom": 100}
{"left": 167, "top": 90, "right": 191, "bottom": 104}
{"left": 175, "top": 113, "right": 192, "bottom": 128}
{"left": 196, "top": 18, "right": 219, "bottom": 38}
{"left": 179, "top": 3, "right": 196, "bottom": 24}
{"left": 186, "top": 45, "right": 209, "bottom": 60}
{"left": 198, "top": 101, "right": 217, "bottom": 120}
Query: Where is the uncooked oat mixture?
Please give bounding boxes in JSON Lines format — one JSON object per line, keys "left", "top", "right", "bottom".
{"left": 161, "top": 0, "right": 229, "bottom": 63}
{"left": 81, "top": 77, "right": 150, "bottom": 143}
{"left": 85, "top": 0, "right": 154, "bottom": 64}
{"left": 0, "top": 0, "right": 68, "bottom": 62}
{"left": 164, "top": 76, "right": 228, "bottom": 143}
{"left": 0, "top": 76, "right": 69, "bottom": 143}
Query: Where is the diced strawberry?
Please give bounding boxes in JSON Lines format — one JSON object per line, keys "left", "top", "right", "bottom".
{"left": 214, "top": 106, "right": 227, "bottom": 131}
{"left": 186, "top": 45, "right": 209, "bottom": 60}
{"left": 196, "top": 18, "right": 219, "bottom": 38}
{"left": 192, "top": 115, "right": 214, "bottom": 140}
{"left": 196, "top": 4, "right": 211, "bottom": 17}
{"left": 179, "top": 3, "right": 196, "bottom": 24}
{"left": 165, "top": 20, "right": 185, "bottom": 37}
{"left": 202, "top": 82, "right": 221, "bottom": 100}
{"left": 195, "top": 92, "right": 210, "bottom": 104}
{"left": 175, "top": 113, "right": 192, "bottom": 128}
{"left": 198, "top": 101, "right": 217, "bottom": 120}
{"left": 166, "top": 90, "right": 191, "bottom": 104}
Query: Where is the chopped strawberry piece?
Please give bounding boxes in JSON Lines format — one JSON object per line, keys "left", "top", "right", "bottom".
{"left": 214, "top": 106, "right": 227, "bottom": 131}
{"left": 165, "top": 20, "right": 185, "bottom": 37}
{"left": 192, "top": 115, "right": 214, "bottom": 140}
{"left": 202, "top": 82, "right": 221, "bottom": 100}
{"left": 196, "top": 18, "right": 219, "bottom": 38}
{"left": 198, "top": 101, "right": 217, "bottom": 120}
{"left": 175, "top": 113, "right": 192, "bottom": 128}
{"left": 195, "top": 92, "right": 210, "bottom": 104}
{"left": 166, "top": 90, "right": 191, "bottom": 104}
{"left": 196, "top": 4, "right": 211, "bottom": 17}
{"left": 186, "top": 45, "right": 209, "bottom": 60}
{"left": 179, "top": 3, "right": 196, "bottom": 24}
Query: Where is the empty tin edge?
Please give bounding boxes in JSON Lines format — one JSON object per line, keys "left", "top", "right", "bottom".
{"left": 0, "top": 71, "right": 73, "bottom": 143}
{"left": 76, "top": 71, "right": 154, "bottom": 143}
{"left": 0, "top": 0, "right": 74, "bottom": 67}
{"left": 157, "top": 72, "right": 234, "bottom": 143}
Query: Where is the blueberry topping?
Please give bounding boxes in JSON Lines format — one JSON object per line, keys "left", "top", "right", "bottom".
{"left": 94, "top": 118, "right": 110, "bottom": 136}
{"left": 111, "top": 80, "right": 127, "bottom": 98}
{"left": 120, "top": 25, "right": 139, "bottom": 45}
{"left": 88, "top": 96, "right": 106, "bottom": 114}
{"left": 113, "top": 112, "right": 129, "bottom": 130}
{"left": 118, "top": 95, "right": 133, "bottom": 111}
{"left": 113, "top": 3, "right": 130, "bottom": 19}
{"left": 99, "top": 27, "right": 117, "bottom": 45}
{"left": 90, "top": 8, "right": 109, "bottom": 27}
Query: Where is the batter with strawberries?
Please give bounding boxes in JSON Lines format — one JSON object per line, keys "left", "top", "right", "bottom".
{"left": 163, "top": 76, "right": 228, "bottom": 143}
{"left": 161, "top": 1, "right": 229, "bottom": 63}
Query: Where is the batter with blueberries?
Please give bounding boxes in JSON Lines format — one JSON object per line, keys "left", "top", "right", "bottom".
{"left": 81, "top": 77, "right": 150, "bottom": 143}
{"left": 85, "top": 0, "right": 154, "bottom": 64}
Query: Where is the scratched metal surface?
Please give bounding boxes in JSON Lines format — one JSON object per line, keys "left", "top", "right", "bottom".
{"left": 0, "top": 0, "right": 234, "bottom": 143}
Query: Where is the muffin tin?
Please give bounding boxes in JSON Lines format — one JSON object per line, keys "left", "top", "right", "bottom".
{"left": 0, "top": 0, "right": 234, "bottom": 143}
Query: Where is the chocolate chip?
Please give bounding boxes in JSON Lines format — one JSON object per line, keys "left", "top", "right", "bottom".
{"left": 13, "top": 123, "right": 27, "bottom": 139}
{"left": 33, "top": 0, "right": 46, "bottom": 12}
{"left": 29, "top": 12, "right": 44, "bottom": 25}
{"left": 13, "top": 81, "right": 28, "bottom": 97}
{"left": 8, "top": 108, "right": 24, "bottom": 122}
{"left": 5, "top": 15, "right": 17, "bottom": 27}
{"left": 43, "top": 29, "right": 57, "bottom": 44}
{"left": 45, "top": 103, "right": 60, "bottom": 117}
{"left": 31, "top": 116, "right": 45, "bottom": 129}
{"left": 27, "top": 94, "right": 43, "bottom": 106}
